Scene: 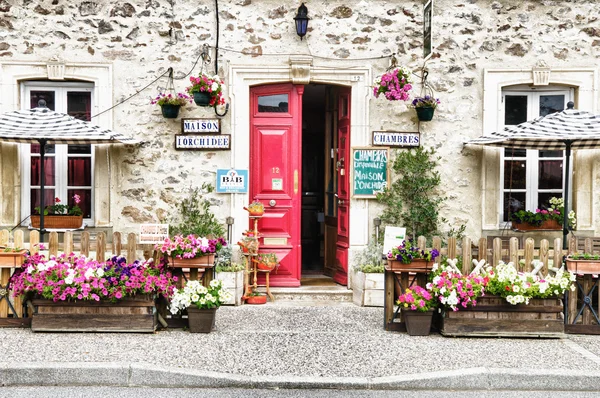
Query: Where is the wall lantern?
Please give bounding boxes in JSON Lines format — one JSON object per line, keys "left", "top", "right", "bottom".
{"left": 294, "top": 3, "right": 310, "bottom": 40}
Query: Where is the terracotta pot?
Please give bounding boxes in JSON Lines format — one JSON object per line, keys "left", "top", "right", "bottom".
{"left": 565, "top": 259, "right": 600, "bottom": 275}
{"left": 403, "top": 310, "right": 434, "bottom": 336}
{"left": 256, "top": 261, "right": 276, "bottom": 271}
{"left": 245, "top": 295, "right": 267, "bottom": 305}
{"left": 512, "top": 219, "right": 562, "bottom": 231}
{"left": 186, "top": 307, "right": 216, "bottom": 333}
{"left": 169, "top": 254, "right": 215, "bottom": 268}
{"left": 0, "top": 250, "right": 27, "bottom": 268}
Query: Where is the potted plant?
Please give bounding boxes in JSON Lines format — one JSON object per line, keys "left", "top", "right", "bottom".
{"left": 30, "top": 195, "right": 84, "bottom": 229}
{"left": 352, "top": 240, "right": 385, "bottom": 307}
{"left": 244, "top": 288, "right": 267, "bottom": 305}
{"left": 510, "top": 196, "right": 576, "bottom": 231}
{"left": 155, "top": 234, "right": 226, "bottom": 268}
{"left": 386, "top": 239, "right": 439, "bottom": 272}
{"left": 426, "top": 258, "right": 487, "bottom": 312}
{"left": 151, "top": 92, "right": 192, "bottom": 119}
{"left": 168, "top": 279, "right": 232, "bottom": 333}
{"left": 186, "top": 73, "right": 226, "bottom": 107}
{"left": 0, "top": 246, "right": 28, "bottom": 268}
{"left": 11, "top": 253, "right": 176, "bottom": 332}
{"left": 169, "top": 184, "right": 226, "bottom": 239}
{"left": 244, "top": 200, "right": 264, "bottom": 217}
{"left": 214, "top": 245, "right": 245, "bottom": 305}
{"left": 397, "top": 285, "right": 436, "bottom": 336}
{"left": 254, "top": 252, "right": 279, "bottom": 271}
{"left": 411, "top": 95, "right": 440, "bottom": 122}
{"left": 564, "top": 252, "right": 600, "bottom": 274}
{"left": 372, "top": 66, "right": 413, "bottom": 101}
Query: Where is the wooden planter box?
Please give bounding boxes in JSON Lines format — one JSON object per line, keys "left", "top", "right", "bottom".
{"left": 215, "top": 270, "right": 244, "bottom": 306}
{"left": 0, "top": 250, "right": 27, "bottom": 268}
{"left": 440, "top": 295, "right": 564, "bottom": 338}
{"left": 512, "top": 219, "right": 561, "bottom": 231}
{"left": 31, "top": 295, "right": 157, "bottom": 333}
{"left": 385, "top": 259, "right": 434, "bottom": 273}
{"left": 565, "top": 259, "right": 600, "bottom": 274}
{"left": 352, "top": 271, "right": 384, "bottom": 307}
{"left": 30, "top": 215, "right": 83, "bottom": 229}
{"left": 169, "top": 254, "right": 215, "bottom": 268}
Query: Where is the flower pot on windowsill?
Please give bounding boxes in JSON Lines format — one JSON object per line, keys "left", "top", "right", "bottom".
{"left": 416, "top": 106, "right": 435, "bottom": 122}
{"left": 512, "top": 219, "right": 562, "bottom": 231}
{"left": 160, "top": 104, "right": 181, "bottom": 118}
{"left": 193, "top": 92, "right": 212, "bottom": 107}
{"left": 30, "top": 215, "right": 83, "bottom": 229}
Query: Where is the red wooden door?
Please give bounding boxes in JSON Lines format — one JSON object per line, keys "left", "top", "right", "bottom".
{"left": 250, "top": 84, "right": 303, "bottom": 287}
{"left": 334, "top": 87, "right": 351, "bottom": 285}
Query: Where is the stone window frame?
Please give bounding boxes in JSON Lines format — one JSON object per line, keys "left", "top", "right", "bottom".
{"left": 481, "top": 67, "right": 598, "bottom": 232}
{"left": 0, "top": 61, "right": 114, "bottom": 228}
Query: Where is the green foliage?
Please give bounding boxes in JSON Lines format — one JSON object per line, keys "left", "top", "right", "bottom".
{"left": 376, "top": 146, "right": 445, "bottom": 242}
{"left": 353, "top": 240, "right": 384, "bottom": 273}
{"left": 569, "top": 252, "right": 600, "bottom": 261}
{"left": 169, "top": 183, "right": 225, "bottom": 238}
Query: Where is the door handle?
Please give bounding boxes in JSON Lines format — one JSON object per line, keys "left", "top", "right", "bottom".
{"left": 337, "top": 199, "right": 345, "bottom": 206}
{"left": 269, "top": 199, "right": 276, "bottom": 207}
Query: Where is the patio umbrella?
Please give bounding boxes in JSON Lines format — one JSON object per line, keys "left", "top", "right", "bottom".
{"left": 466, "top": 102, "right": 600, "bottom": 248}
{"left": 0, "top": 100, "right": 140, "bottom": 240}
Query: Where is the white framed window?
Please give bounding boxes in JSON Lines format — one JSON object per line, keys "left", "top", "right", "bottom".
{"left": 20, "top": 82, "right": 95, "bottom": 226}
{"left": 500, "top": 86, "right": 574, "bottom": 223}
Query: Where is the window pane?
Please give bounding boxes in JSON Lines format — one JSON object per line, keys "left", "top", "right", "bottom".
{"left": 539, "top": 150, "right": 563, "bottom": 158}
{"left": 68, "top": 145, "right": 92, "bottom": 154}
{"left": 30, "top": 91, "right": 55, "bottom": 110}
{"left": 539, "top": 95, "right": 565, "bottom": 117}
{"left": 68, "top": 189, "right": 92, "bottom": 218}
{"left": 68, "top": 157, "right": 92, "bottom": 186}
{"left": 341, "top": 96, "right": 348, "bottom": 117}
{"left": 539, "top": 160, "right": 563, "bottom": 189}
{"left": 31, "top": 144, "right": 55, "bottom": 154}
{"left": 30, "top": 189, "right": 56, "bottom": 215}
{"left": 258, "top": 94, "right": 288, "bottom": 113}
{"left": 538, "top": 193, "right": 561, "bottom": 211}
{"left": 504, "top": 192, "right": 525, "bottom": 222}
{"left": 67, "top": 92, "right": 92, "bottom": 121}
{"left": 31, "top": 156, "right": 55, "bottom": 185}
{"left": 504, "top": 95, "right": 528, "bottom": 125}
{"left": 504, "top": 160, "right": 526, "bottom": 189}
{"left": 504, "top": 148, "right": 526, "bottom": 157}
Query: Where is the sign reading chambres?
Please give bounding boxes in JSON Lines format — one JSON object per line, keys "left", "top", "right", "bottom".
{"left": 352, "top": 147, "right": 390, "bottom": 198}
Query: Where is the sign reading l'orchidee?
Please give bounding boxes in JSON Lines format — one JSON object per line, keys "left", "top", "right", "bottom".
{"left": 182, "top": 118, "right": 220, "bottom": 133}
{"left": 352, "top": 147, "right": 390, "bottom": 198}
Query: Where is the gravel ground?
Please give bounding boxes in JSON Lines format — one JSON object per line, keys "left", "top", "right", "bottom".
{"left": 1, "top": 305, "right": 599, "bottom": 380}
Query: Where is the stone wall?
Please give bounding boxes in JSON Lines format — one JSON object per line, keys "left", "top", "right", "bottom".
{"left": 0, "top": 0, "right": 599, "bottom": 239}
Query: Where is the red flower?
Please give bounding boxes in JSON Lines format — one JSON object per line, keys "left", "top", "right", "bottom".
{"left": 55, "top": 197, "right": 61, "bottom": 203}
{"left": 505, "top": 286, "right": 511, "bottom": 291}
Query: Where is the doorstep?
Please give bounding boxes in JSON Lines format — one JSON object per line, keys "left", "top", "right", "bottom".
{"left": 262, "top": 285, "right": 353, "bottom": 306}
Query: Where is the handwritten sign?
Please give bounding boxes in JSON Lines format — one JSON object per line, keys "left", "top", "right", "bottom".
{"left": 139, "top": 224, "right": 169, "bottom": 244}
{"left": 352, "top": 147, "right": 390, "bottom": 198}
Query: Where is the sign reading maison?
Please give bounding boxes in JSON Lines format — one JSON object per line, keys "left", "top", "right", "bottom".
{"left": 352, "top": 147, "right": 390, "bottom": 198}
{"left": 372, "top": 131, "right": 420, "bottom": 147}
{"left": 182, "top": 118, "right": 220, "bottom": 133}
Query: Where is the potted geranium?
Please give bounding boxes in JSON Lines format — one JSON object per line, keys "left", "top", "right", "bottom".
{"left": 373, "top": 66, "right": 413, "bottom": 101}
{"left": 411, "top": 95, "right": 440, "bottom": 121}
{"left": 244, "top": 287, "right": 267, "bottom": 305}
{"left": 155, "top": 234, "right": 226, "bottom": 268}
{"left": 169, "top": 279, "right": 232, "bottom": 333}
{"left": 510, "top": 196, "right": 576, "bottom": 231}
{"left": 254, "top": 252, "right": 279, "bottom": 271}
{"left": 151, "top": 92, "right": 192, "bottom": 119}
{"left": 386, "top": 239, "right": 439, "bottom": 272}
{"left": 397, "top": 286, "right": 436, "bottom": 336}
{"left": 186, "top": 73, "right": 226, "bottom": 107}
{"left": 31, "top": 195, "right": 83, "bottom": 229}
{"left": 11, "top": 253, "right": 176, "bottom": 332}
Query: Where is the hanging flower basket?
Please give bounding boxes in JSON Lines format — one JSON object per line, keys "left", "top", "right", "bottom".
{"left": 412, "top": 96, "right": 440, "bottom": 122}
{"left": 161, "top": 104, "right": 181, "bottom": 119}
{"left": 193, "top": 92, "right": 212, "bottom": 107}
{"left": 186, "top": 73, "right": 226, "bottom": 108}
{"left": 416, "top": 106, "right": 435, "bottom": 122}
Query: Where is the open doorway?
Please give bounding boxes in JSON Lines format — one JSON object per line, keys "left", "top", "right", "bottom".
{"left": 301, "top": 84, "right": 346, "bottom": 284}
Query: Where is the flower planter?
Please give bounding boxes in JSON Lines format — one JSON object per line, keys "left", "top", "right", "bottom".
{"left": 385, "top": 259, "right": 434, "bottom": 273}
{"left": 186, "top": 306, "right": 216, "bottom": 333}
{"left": 30, "top": 295, "right": 157, "bottom": 333}
{"left": 169, "top": 254, "right": 215, "bottom": 268}
{"left": 160, "top": 104, "right": 181, "bottom": 118}
{"left": 352, "top": 271, "right": 384, "bottom": 307}
{"left": 416, "top": 107, "right": 435, "bottom": 122}
{"left": 30, "top": 215, "right": 83, "bottom": 229}
{"left": 439, "top": 295, "right": 564, "bottom": 338}
{"left": 0, "top": 250, "right": 27, "bottom": 268}
{"left": 245, "top": 295, "right": 267, "bottom": 305}
{"left": 512, "top": 219, "right": 562, "bottom": 231}
{"left": 403, "top": 310, "right": 434, "bottom": 336}
{"left": 565, "top": 259, "right": 600, "bottom": 275}
{"left": 193, "top": 91, "right": 211, "bottom": 106}
{"left": 215, "top": 270, "right": 244, "bottom": 305}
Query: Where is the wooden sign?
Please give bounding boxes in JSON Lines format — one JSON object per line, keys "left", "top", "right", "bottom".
{"left": 351, "top": 147, "right": 390, "bottom": 198}
{"left": 372, "top": 131, "right": 420, "bottom": 147}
